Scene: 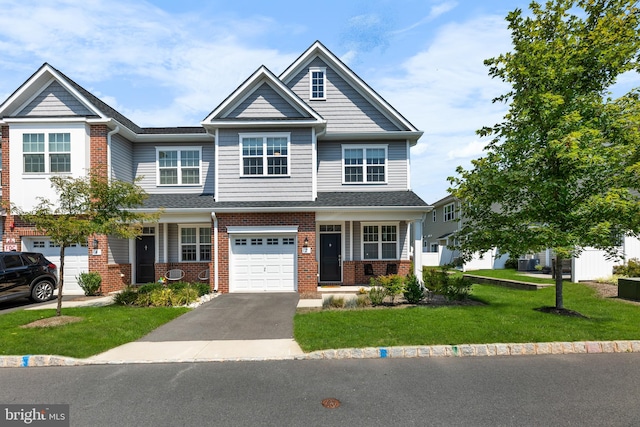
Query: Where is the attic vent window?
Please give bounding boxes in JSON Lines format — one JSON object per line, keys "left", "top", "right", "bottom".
{"left": 309, "top": 67, "right": 326, "bottom": 100}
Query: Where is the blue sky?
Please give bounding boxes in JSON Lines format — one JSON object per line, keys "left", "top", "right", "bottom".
{"left": 0, "top": 0, "right": 637, "bottom": 204}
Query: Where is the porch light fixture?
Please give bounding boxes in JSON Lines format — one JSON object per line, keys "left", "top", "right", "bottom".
{"left": 93, "top": 238, "right": 99, "bottom": 249}
{"left": 303, "top": 237, "right": 309, "bottom": 248}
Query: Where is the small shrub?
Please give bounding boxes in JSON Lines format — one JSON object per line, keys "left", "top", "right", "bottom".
{"left": 504, "top": 258, "right": 519, "bottom": 269}
{"left": 595, "top": 275, "right": 621, "bottom": 285}
{"left": 113, "top": 287, "right": 138, "bottom": 305}
{"left": 192, "top": 282, "right": 211, "bottom": 296}
{"left": 368, "top": 286, "right": 387, "bottom": 306}
{"left": 344, "top": 298, "right": 357, "bottom": 309}
{"left": 77, "top": 272, "right": 102, "bottom": 296}
{"left": 446, "top": 276, "right": 472, "bottom": 301}
{"left": 356, "top": 295, "right": 371, "bottom": 307}
{"left": 135, "top": 291, "right": 153, "bottom": 307}
{"left": 357, "top": 287, "right": 369, "bottom": 295}
{"left": 322, "top": 295, "right": 345, "bottom": 309}
{"left": 167, "top": 281, "right": 188, "bottom": 292}
{"left": 613, "top": 258, "right": 640, "bottom": 277}
{"left": 370, "top": 274, "right": 404, "bottom": 304}
{"left": 137, "top": 283, "right": 164, "bottom": 294}
{"left": 403, "top": 273, "right": 424, "bottom": 304}
{"left": 149, "top": 288, "right": 173, "bottom": 307}
{"left": 170, "top": 288, "right": 199, "bottom": 306}
{"left": 423, "top": 267, "right": 471, "bottom": 301}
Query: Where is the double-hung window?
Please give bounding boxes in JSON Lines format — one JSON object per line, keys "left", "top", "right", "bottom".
{"left": 179, "top": 226, "right": 211, "bottom": 261}
{"left": 362, "top": 223, "right": 398, "bottom": 260}
{"left": 23, "top": 133, "right": 71, "bottom": 173}
{"left": 240, "top": 133, "right": 290, "bottom": 177}
{"left": 157, "top": 148, "right": 201, "bottom": 185}
{"left": 309, "top": 67, "right": 326, "bottom": 100}
{"left": 443, "top": 203, "right": 456, "bottom": 222}
{"left": 343, "top": 145, "right": 387, "bottom": 184}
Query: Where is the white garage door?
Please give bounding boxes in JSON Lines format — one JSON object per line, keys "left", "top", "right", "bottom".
{"left": 230, "top": 235, "right": 296, "bottom": 292}
{"left": 23, "top": 238, "right": 89, "bottom": 295}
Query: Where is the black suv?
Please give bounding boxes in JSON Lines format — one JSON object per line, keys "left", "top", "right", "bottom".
{"left": 0, "top": 252, "right": 58, "bottom": 303}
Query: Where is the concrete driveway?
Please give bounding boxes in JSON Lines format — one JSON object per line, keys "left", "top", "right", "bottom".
{"left": 138, "top": 293, "right": 300, "bottom": 342}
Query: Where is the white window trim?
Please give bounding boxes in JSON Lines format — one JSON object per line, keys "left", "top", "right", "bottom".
{"left": 341, "top": 144, "right": 388, "bottom": 185}
{"left": 443, "top": 202, "right": 456, "bottom": 222}
{"left": 309, "top": 67, "right": 327, "bottom": 100}
{"left": 22, "top": 132, "right": 72, "bottom": 175}
{"left": 238, "top": 133, "right": 291, "bottom": 177}
{"left": 155, "top": 146, "right": 203, "bottom": 186}
{"left": 178, "top": 224, "right": 211, "bottom": 262}
{"left": 361, "top": 221, "right": 399, "bottom": 260}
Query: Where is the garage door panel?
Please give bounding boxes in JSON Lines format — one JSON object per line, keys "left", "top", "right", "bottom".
{"left": 230, "top": 234, "right": 296, "bottom": 292}
{"left": 22, "top": 238, "right": 88, "bottom": 295}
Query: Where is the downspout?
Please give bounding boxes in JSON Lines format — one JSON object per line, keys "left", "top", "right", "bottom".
{"left": 106, "top": 125, "right": 120, "bottom": 183}
{"left": 211, "top": 211, "right": 219, "bottom": 292}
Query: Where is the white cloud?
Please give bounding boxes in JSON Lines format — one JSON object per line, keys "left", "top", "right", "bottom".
{"left": 447, "top": 139, "right": 486, "bottom": 160}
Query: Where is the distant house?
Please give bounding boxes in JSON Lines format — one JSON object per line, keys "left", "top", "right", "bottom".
{"left": 423, "top": 193, "right": 640, "bottom": 280}
{"left": 421, "top": 195, "right": 507, "bottom": 271}
{"left": 0, "top": 41, "right": 431, "bottom": 294}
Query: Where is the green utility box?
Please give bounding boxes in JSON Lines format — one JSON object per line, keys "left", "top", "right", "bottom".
{"left": 618, "top": 278, "right": 640, "bottom": 301}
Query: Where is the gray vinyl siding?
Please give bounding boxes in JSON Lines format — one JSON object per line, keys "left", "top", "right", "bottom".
{"left": 111, "top": 133, "right": 133, "bottom": 182}
{"left": 317, "top": 140, "right": 408, "bottom": 192}
{"left": 423, "top": 201, "right": 459, "bottom": 250}
{"left": 286, "top": 58, "right": 401, "bottom": 133}
{"left": 227, "top": 83, "right": 305, "bottom": 119}
{"left": 353, "top": 222, "right": 362, "bottom": 260}
{"left": 108, "top": 236, "right": 129, "bottom": 264}
{"left": 167, "top": 224, "right": 178, "bottom": 262}
{"left": 18, "top": 81, "right": 93, "bottom": 116}
{"left": 216, "top": 127, "right": 314, "bottom": 202}
{"left": 133, "top": 142, "right": 214, "bottom": 194}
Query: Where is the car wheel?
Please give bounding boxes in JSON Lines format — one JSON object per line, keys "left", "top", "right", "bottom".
{"left": 31, "top": 280, "right": 54, "bottom": 303}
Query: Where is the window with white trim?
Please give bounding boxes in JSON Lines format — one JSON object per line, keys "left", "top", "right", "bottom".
{"left": 432, "top": 210, "right": 437, "bottom": 222}
{"left": 23, "top": 133, "right": 71, "bottom": 174}
{"left": 240, "top": 133, "right": 290, "bottom": 177}
{"left": 362, "top": 223, "right": 398, "bottom": 260}
{"left": 342, "top": 145, "right": 387, "bottom": 184}
{"left": 309, "top": 67, "right": 326, "bottom": 100}
{"left": 443, "top": 203, "right": 456, "bottom": 222}
{"left": 157, "top": 148, "right": 201, "bottom": 185}
{"left": 179, "top": 226, "right": 211, "bottom": 261}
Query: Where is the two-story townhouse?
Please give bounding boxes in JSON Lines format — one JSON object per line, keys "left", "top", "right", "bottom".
{"left": 0, "top": 41, "right": 431, "bottom": 294}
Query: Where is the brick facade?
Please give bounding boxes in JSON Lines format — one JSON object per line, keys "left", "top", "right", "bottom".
{"left": 216, "top": 212, "right": 317, "bottom": 293}
{"left": 343, "top": 260, "right": 412, "bottom": 286}
{"left": 154, "top": 262, "right": 210, "bottom": 285}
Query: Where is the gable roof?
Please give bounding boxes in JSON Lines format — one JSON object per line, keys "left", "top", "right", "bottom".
{"left": 280, "top": 41, "right": 421, "bottom": 137}
{"left": 202, "top": 65, "right": 325, "bottom": 129}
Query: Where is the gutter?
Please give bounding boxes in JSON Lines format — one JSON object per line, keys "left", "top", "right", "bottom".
{"left": 211, "top": 212, "right": 219, "bottom": 292}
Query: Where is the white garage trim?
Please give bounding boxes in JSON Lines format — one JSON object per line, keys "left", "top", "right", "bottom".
{"left": 229, "top": 228, "right": 297, "bottom": 293}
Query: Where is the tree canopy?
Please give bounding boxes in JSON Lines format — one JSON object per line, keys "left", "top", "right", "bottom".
{"left": 449, "top": 0, "right": 640, "bottom": 309}
{"left": 13, "top": 170, "right": 158, "bottom": 315}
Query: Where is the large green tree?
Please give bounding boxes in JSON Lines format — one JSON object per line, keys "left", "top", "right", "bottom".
{"left": 449, "top": 0, "right": 640, "bottom": 311}
{"left": 13, "top": 170, "right": 158, "bottom": 316}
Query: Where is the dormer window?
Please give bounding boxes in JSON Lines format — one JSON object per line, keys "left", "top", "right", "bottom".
{"left": 309, "top": 67, "right": 326, "bottom": 100}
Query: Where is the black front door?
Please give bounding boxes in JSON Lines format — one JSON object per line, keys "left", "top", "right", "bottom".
{"left": 136, "top": 236, "right": 155, "bottom": 283}
{"left": 320, "top": 233, "right": 341, "bottom": 282}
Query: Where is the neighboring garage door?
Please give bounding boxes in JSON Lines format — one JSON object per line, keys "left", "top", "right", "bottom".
{"left": 230, "top": 235, "right": 296, "bottom": 292}
{"left": 22, "top": 238, "right": 89, "bottom": 295}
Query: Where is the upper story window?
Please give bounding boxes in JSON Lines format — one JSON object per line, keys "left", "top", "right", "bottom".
{"left": 362, "top": 223, "right": 398, "bottom": 260}
{"left": 342, "top": 145, "right": 387, "bottom": 184}
{"left": 157, "top": 147, "right": 201, "bottom": 186}
{"left": 240, "top": 133, "right": 290, "bottom": 177}
{"left": 443, "top": 203, "right": 456, "bottom": 222}
{"left": 432, "top": 210, "right": 437, "bottom": 222}
{"left": 23, "top": 133, "right": 71, "bottom": 174}
{"left": 309, "top": 67, "right": 326, "bottom": 100}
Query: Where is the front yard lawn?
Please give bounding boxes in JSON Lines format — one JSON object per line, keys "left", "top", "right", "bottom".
{"left": 464, "top": 269, "right": 557, "bottom": 284}
{"left": 0, "top": 305, "right": 190, "bottom": 358}
{"left": 294, "top": 282, "right": 640, "bottom": 352}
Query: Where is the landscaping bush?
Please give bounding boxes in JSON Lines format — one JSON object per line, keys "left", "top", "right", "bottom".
{"left": 191, "top": 282, "right": 211, "bottom": 296}
{"left": 356, "top": 295, "right": 371, "bottom": 307}
{"left": 403, "top": 273, "right": 424, "bottom": 304}
{"left": 423, "top": 267, "right": 472, "bottom": 301}
{"left": 137, "top": 283, "right": 164, "bottom": 294}
{"left": 322, "top": 295, "right": 345, "bottom": 309}
{"left": 368, "top": 286, "right": 387, "bottom": 306}
{"left": 344, "top": 298, "right": 357, "bottom": 309}
{"left": 446, "top": 276, "right": 473, "bottom": 301}
{"left": 113, "top": 287, "right": 138, "bottom": 305}
{"left": 370, "top": 274, "right": 404, "bottom": 304}
{"left": 613, "top": 258, "right": 640, "bottom": 277}
{"left": 77, "top": 272, "right": 102, "bottom": 296}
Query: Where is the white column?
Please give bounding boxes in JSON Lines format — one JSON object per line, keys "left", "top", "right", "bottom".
{"left": 413, "top": 219, "right": 423, "bottom": 281}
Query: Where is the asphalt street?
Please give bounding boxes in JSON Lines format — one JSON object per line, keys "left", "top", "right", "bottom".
{"left": 1, "top": 354, "right": 639, "bottom": 426}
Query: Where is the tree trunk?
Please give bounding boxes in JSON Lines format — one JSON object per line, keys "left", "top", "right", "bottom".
{"left": 56, "top": 245, "right": 65, "bottom": 317}
{"left": 555, "top": 255, "right": 564, "bottom": 310}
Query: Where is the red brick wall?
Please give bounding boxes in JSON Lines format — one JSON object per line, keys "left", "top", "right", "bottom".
{"left": 216, "top": 212, "right": 317, "bottom": 293}
{"left": 342, "top": 260, "right": 412, "bottom": 286}
{"left": 154, "top": 262, "right": 210, "bottom": 285}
